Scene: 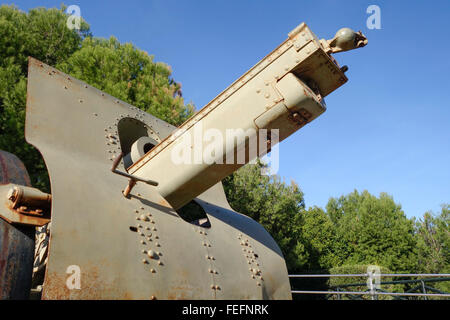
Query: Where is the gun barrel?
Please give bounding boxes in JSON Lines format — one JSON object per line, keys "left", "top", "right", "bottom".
{"left": 128, "top": 23, "right": 365, "bottom": 210}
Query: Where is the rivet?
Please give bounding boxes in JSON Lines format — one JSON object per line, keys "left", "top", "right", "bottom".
{"left": 158, "top": 261, "right": 162, "bottom": 265}
{"left": 140, "top": 214, "right": 149, "bottom": 221}
{"left": 150, "top": 295, "right": 156, "bottom": 300}
{"left": 141, "top": 249, "right": 147, "bottom": 254}
{"left": 156, "top": 243, "right": 160, "bottom": 247}
{"left": 150, "top": 268, "right": 156, "bottom": 273}
{"left": 148, "top": 250, "right": 156, "bottom": 259}
{"left": 264, "top": 93, "right": 270, "bottom": 99}
{"left": 142, "top": 259, "right": 147, "bottom": 264}
{"left": 152, "top": 227, "right": 157, "bottom": 231}
{"left": 140, "top": 240, "right": 145, "bottom": 244}
{"left": 215, "top": 285, "right": 220, "bottom": 290}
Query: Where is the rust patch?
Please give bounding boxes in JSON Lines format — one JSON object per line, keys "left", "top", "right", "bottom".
{"left": 159, "top": 198, "right": 172, "bottom": 209}
{"left": 43, "top": 263, "right": 135, "bottom": 300}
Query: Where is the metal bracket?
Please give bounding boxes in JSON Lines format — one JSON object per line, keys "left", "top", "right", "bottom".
{"left": 0, "top": 184, "right": 51, "bottom": 226}
{"left": 110, "top": 152, "right": 158, "bottom": 197}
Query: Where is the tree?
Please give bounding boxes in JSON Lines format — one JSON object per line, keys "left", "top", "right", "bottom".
{"left": 57, "top": 37, "right": 194, "bottom": 126}
{"left": 0, "top": 5, "right": 193, "bottom": 192}
{"left": 300, "top": 206, "right": 340, "bottom": 271}
{"left": 415, "top": 204, "right": 449, "bottom": 274}
{"left": 325, "top": 190, "right": 418, "bottom": 273}
{"left": 223, "top": 161, "right": 309, "bottom": 272}
{"left": 0, "top": 5, "right": 90, "bottom": 191}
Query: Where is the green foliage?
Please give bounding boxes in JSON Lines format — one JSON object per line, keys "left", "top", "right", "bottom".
{"left": 300, "top": 206, "right": 340, "bottom": 270}
{"left": 57, "top": 37, "right": 194, "bottom": 126}
{"left": 415, "top": 204, "right": 449, "bottom": 273}
{"left": 414, "top": 204, "right": 450, "bottom": 293}
{"left": 325, "top": 190, "right": 418, "bottom": 273}
{"left": 0, "top": 5, "right": 193, "bottom": 192}
{"left": 0, "top": 5, "right": 90, "bottom": 191}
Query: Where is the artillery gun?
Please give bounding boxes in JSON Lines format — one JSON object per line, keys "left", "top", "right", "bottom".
{"left": 0, "top": 23, "right": 366, "bottom": 299}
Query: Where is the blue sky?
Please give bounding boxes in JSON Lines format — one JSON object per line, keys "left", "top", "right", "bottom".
{"left": 9, "top": 0, "right": 450, "bottom": 218}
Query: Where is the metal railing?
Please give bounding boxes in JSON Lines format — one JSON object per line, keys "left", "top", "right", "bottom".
{"left": 289, "top": 273, "right": 450, "bottom": 300}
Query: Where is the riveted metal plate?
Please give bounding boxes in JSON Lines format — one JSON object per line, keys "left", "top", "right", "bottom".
{"left": 25, "top": 58, "right": 291, "bottom": 300}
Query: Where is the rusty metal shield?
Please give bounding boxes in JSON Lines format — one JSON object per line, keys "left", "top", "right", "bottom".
{"left": 25, "top": 58, "right": 291, "bottom": 300}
